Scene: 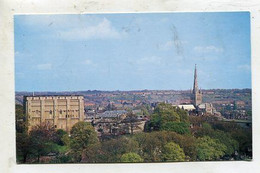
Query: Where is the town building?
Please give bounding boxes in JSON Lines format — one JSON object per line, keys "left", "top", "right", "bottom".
{"left": 24, "top": 95, "right": 84, "bottom": 132}
{"left": 192, "top": 64, "right": 202, "bottom": 106}
{"left": 191, "top": 65, "right": 220, "bottom": 116}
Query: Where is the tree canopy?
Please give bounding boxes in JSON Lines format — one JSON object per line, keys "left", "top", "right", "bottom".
{"left": 121, "top": 152, "right": 143, "bottom": 162}
{"left": 162, "top": 142, "right": 186, "bottom": 162}
{"left": 70, "top": 122, "right": 99, "bottom": 162}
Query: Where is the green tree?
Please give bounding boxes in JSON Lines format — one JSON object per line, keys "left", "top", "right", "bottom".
{"left": 196, "top": 123, "right": 239, "bottom": 157}
{"left": 70, "top": 122, "right": 99, "bottom": 162}
{"left": 149, "top": 103, "right": 190, "bottom": 131}
{"left": 55, "top": 129, "right": 67, "bottom": 145}
{"left": 196, "top": 136, "right": 227, "bottom": 161}
{"left": 16, "top": 132, "right": 31, "bottom": 163}
{"left": 15, "top": 104, "right": 27, "bottom": 133}
{"left": 132, "top": 132, "right": 163, "bottom": 162}
{"left": 161, "top": 122, "right": 190, "bottom": 135}
{"left": 162, "top": 142, "right": 185, "bottom": 162}
{"left": 99, "top": 137, "right": 139, "bottom": 162}
{"left": 122, "top": 111, "right": 142, "bottom": 134}
{"left": 29, "top": 123, "right": 59, "bottom": 162}
{"left": 121, "top": 152, "right": 143, "bottom": 162}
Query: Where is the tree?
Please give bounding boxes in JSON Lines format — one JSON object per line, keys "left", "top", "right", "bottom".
{"left": 99, "top": 137, "right": 139, "bottom": 162}
{"left": 195, "top": 123, "right": 239, "bottom": 157}
{"left": 121, "top": 152, "right": 143, "bottom": 162}
{"left": 122, "top": 111, "right": 143, "bottom": 134}
{"left": 15, "top": 104, "right": 27, "bottom": 133}
{"left": 149, "top": 103, "right": 190, "bottom": 132}
{"left": 29, "top": 123, "right": 59, "bottom": 162}
{"left": 196, "top": 136, "right": 227, "bottom": 161}
{"left": 132, "top": 132, "right": 163, "bottom": 162}
{"left": 16, "top": 132, "right": 31, "bottom": 163}
{"left": 153, "top": 103, "right": 181, "bottom": 123}
{"left": 162, "top": 142, "right": 185, "bottom": 162}
{"left": 161, "top": 122, "right": 190, "bottom": 135}
{"left": 56, "top": 129, "right": 67, "bottom": 146}
{"left": 70, "top": 122, "right": 99, "bottom": 162}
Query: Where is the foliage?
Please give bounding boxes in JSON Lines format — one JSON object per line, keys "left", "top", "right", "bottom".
{"left": 153, "top": 103, "right": 181, "bottom": 123}
{"left": 196, "top": 136, "right": 227, "bottom": 161}
{"left": 132, "top": 131, "right": 197, "bottom": 162}
{"left": 121, "top": 152, "right": 143, "bottom": 162}
{"left": 99, "top": 136, "right": 139, "bottom": 162}
{"left": 230, "top": 128, "right": 252, "bottom": 157}
{"left": 161, "top": 122, "right": 190, "bottom": 135}
{"left": 122, "top": 111, "right": 142, "bottom": 134}
{"left": 69, "top": 122, "right": 100, "bottom": 162}
{"left": 29, "top": 124, "right": 59, "bottom": 162}
{"left": 56, "top": 129, "right": 67, "bottom": 145}
{"left": 15, "top": 104, "right": 27, "bottom": 133}
{"left": 162, "top": 142, "right": 185, "bottom": 162}
{"left": 16, "top": 132, "right": 31, "bottom": 163}
{"left": 15, "top": 101, "right": 252, "bottom": 163}
{"left": 195, "top": 123, "right": 239, "bottom": 156}
{"left": 149, "top": 103, "right": 190, "bottom": 132}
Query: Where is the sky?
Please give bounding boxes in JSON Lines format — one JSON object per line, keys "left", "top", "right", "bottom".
{"left": 14, "top": 12, "right": 251, "bottom": 92}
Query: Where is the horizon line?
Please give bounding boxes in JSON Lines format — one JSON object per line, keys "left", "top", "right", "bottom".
{"left": 15, "top": 88, "right": 252, "bottom": 93}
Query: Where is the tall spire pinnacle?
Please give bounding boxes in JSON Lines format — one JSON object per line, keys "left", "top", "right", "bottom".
{"left": 193, "top": 64, "right": 198, "bottom": 93}
{"left": 192, "top": 64, "right": 202, "bottom": 106}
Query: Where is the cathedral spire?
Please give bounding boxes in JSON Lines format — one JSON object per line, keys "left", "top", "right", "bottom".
{"left": 193, "top": 64, "right": 198, "bottom": 94}
{"left": 192, "top": 64, "right": 202, "bottom": 106}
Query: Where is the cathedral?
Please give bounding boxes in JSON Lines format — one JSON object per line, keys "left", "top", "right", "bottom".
{"left": 192, "top": 64, "right": 202, "bottom": 106}
{"left": 190, "top": 64, "right": 220, "bottom": 116}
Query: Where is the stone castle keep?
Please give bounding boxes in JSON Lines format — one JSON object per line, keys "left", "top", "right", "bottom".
{"left": 24, "top": 95, "right": 84, "bottom": 132}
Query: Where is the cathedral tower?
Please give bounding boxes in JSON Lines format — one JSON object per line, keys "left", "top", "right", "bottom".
{"left": 192, "top": 64, "right": 202, "bottom": 106}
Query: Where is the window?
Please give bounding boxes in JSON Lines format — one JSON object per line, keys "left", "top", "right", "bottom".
{"left": 60, "top": 110, "right": 62, "bottom": 114}
{"left": 50, "top": 110, "right": 52, "bottom": 114}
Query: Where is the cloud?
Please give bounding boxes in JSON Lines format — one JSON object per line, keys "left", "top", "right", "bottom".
{"left": 84, "top": 59, "right": 92, "bottom": 65}
{"left": 136, "top": 56, "right": 163, "bottom": 65}
{"left": 237, "top": 64, "right": 251, "bottom": 72}
{"left": 37, "top": 63, "right": 52, "bottom": 70}
{"left": 58, "top": 18, "right": 125, "bottom": 40}
{"left": 193, "top": 46, "right": 223, "bottom": 53}
{"left": 83, "top": 59, "right": 97, "bottom": 66}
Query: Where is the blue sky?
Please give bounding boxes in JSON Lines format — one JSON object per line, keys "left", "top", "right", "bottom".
{"left": 15, "top": 12, "right": 251, "bottom": 92}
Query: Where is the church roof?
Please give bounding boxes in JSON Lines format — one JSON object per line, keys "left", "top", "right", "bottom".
{"left": 178, "top": 104, "right": 195, "bottom": 111}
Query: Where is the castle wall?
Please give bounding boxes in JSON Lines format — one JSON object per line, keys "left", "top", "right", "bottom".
{"left": 24, "top": 95, "right": 84, "bottom": 133}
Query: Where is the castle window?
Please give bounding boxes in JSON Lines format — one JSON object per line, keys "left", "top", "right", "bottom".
{"left": 50, "top": 110, "right": 52, "bottom": 114}
{"left": 60, "top": 110, "right": 62, "bottom": 114}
